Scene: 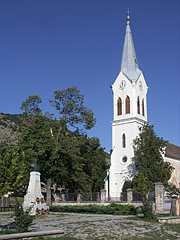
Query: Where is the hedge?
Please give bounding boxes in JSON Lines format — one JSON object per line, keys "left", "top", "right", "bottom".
{"left": 50, "top": 203, "right": 137, "bottom": 215}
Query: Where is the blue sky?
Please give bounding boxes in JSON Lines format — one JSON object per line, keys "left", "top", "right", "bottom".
{"left": 0, "top": 0, "right": 179, "bottom": 151}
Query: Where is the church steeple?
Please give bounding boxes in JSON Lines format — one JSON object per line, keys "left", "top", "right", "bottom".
{"left": 105, "top": 10, "right": 148, "bottom": 200}
{"left": 120, "top": 9, "right": 141, "bottom": 81}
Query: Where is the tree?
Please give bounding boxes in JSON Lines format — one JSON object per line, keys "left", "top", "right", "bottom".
{"left": 0, "top": 89, "right": 107, "bottom": 203}
{"left": 133, "top": 123, "right": 173, "bottom": 218}
{"left": 47, "top": 87, "right": 96, "bottom": 203}
{"left": 18, "top": 113, "right": 58, "bottom": 205}
{"left": 19, "top": 88, "right": 98, "bottom": 205}
{"left": 165, "top": 183, "right": 180, "bottom": 216}
{"left": 133, "top": 123, "right": 173, "bottom": 192}
{"left": 78, "top": 135, "right": 108, "bottom": 192}
{"left": 50, "top": 87, "right": 96, "bottom": 132}
{"left": 0, "top": 145, "right": 26, "bottom": 197}
{"left": 20, "top": 94, "right": 42, "bottom": 115}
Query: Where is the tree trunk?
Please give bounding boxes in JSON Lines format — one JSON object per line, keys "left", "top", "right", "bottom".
{"left": 46, "top": 178, "right": 52, "bottom": 206}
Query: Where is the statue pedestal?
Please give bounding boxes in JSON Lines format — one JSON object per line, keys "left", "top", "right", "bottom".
{"left": 23, "top": 171, "right": 49, "bottom": 215}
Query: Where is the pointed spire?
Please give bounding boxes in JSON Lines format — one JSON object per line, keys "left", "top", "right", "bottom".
{"left": 120, "top": 9, "right": 141, "bottom": 81}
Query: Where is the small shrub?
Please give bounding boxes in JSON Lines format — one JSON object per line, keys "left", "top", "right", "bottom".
{"left": 14, "top": 201, "right": 34, "bottom": 232}
{"left": 141, "top": 199, "right": 154, "bottom": 219}
{"left": 135, "top": 206, "right": 142, "bottom": 214}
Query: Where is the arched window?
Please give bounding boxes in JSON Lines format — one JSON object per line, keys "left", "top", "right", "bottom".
{"left": 142, "top": 99, "right": 145, "bottom": 116}
{"left": 125, "top": 96, "right": 130, "bottom": 114}
{"left": 122, "top": 133, "right": 126, "bottom": 148}
{"left": 137, "top": 97, "right": 140, "bottom": 114}
{"left": 117, "top": 98, "right": 122, "bottom": 115}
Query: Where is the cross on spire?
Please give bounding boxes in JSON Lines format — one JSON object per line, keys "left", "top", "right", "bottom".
{"left": 127, "top": 8, "right": 130, "bottom": 24}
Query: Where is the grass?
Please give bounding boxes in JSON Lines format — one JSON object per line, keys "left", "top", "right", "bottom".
{"left": 127, "top": 214, "right": 170, "bottom": 222}
{"left": 0, "top": 229, "right": 18, "bottom": 235}
{"left": 165, "top": 223, "right": 180, "bottom": 234}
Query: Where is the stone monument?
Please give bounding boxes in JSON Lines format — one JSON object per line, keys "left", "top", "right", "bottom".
{"left": 23, "top": 159, "right": 49, "bottom": 215}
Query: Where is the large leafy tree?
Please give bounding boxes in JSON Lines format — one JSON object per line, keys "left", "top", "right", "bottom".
{"left": 18, "top": 88, "right": 105, "bottom": 205}
{"left": 50, "top": 87, "right": 96, "bottom": 131}
{"left": 78, "top": 135, "right": 108, "bottom": 192}
{"left": 133, "top": 123, "right": 173, "bottom": 195}
{"left": 20, "top": 94, "right": 42, "bottom": 115}
{"left": 55, "top": 133, "right": 108, "bottom": 193}
{"left": 0, "top": 89, "right": 107, "bottom": 203}
{"left": 132, "top": 123, "right": 173, "bottom": 218}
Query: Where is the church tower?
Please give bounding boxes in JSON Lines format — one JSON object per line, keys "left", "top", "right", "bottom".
{"left": 106, "top": 11, "right": 148, "bottom": 200}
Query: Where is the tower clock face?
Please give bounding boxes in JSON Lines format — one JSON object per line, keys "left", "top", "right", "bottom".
{"left": 139, "top": 81, "right": 143, "bottom": 91}
{"left": 119, "top": 80, "right": 126, "bottom": 89}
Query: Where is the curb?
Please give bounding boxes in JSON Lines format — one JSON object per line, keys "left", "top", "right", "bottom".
{"left": 0, "top": 230, "right": 64, "bottom": 239}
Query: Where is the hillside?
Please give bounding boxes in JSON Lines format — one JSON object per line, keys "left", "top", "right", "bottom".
{"left": 0, "top": 113, "right": 22, "bottom": 144}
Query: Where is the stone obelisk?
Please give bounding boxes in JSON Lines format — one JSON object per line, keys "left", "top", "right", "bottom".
{"left": 23, "top": 159, "right": 49, "bottom": 215}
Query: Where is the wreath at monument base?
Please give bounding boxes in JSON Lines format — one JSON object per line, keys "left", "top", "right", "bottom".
{"left": 36, "top": 208, "right": 50, "bottom": 215}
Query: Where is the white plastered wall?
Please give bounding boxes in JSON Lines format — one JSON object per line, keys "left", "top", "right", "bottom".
{"left": 164, "top": 156, "right": 180, "bottom": 188}
{"left": 108, "top": 71, "right": 148, "bottom": 199}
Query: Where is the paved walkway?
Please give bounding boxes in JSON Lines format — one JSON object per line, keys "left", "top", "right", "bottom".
{"left": 0, "top": 212, "right": 180, "bottom": 239}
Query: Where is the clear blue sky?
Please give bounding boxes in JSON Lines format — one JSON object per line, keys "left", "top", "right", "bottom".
{"left": 0, "top": 0, "right": 179, "bottom": 152}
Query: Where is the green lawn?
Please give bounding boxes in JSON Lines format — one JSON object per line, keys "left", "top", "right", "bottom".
{"left": 165, "top": 223, "right": 180, "bottom": 234}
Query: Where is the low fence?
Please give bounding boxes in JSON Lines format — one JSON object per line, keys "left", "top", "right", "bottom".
{"left": 1, "top": 191, "right": 155, "bottom": 206}
{"left": 120, "top": 192, "right": 127, "bottom": 202}
{"left": 54, "top": 192, "right": 100, "bottom": 203}
{"left": 54, "top": 191, "right": 155, "bottom": 203}
{"left": 108, "top": 191, "right": 155, "bottom": 203}
{"left": 132, "top": 191, "right": 155, "bottom": 202}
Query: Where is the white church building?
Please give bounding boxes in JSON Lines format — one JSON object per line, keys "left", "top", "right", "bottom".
{"left": 105, "top": 11, "right": 180, "bottom": 201}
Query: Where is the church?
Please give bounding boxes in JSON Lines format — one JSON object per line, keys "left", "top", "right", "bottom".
{"left": 105, "top": 11, "right": 180, "bottom": 201}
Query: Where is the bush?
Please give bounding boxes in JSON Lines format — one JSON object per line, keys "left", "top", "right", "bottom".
{"left": 50, "top": 204, "right": 137, "bottom": 215}
{"left": 14, "top": 201, "right": 34, "bottom": 232}
{"left": 141, "top": 199, "right": 154, "bottom": 219}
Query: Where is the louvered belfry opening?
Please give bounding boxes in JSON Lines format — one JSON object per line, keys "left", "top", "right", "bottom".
{"left": 137, "top": 96, "right": 140, "bottom": 114}
{"left": 125, "top": 96, "right": 130, "bottom": 114}
{"left": 117, "top": 97, "right": 122, "bottom": 115}
{"left": 142, "top": 99, "right": 145, "bottom": 116}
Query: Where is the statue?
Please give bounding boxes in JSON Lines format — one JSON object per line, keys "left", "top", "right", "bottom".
{"left": 30, "top": 158, "right": 39, "bottom": 172}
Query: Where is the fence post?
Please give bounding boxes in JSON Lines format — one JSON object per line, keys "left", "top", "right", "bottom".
{"left": 100, "top": 189, "right": 106, "bottom": 203}
{"left": 53, "top": 192, "right": 60, "bottom": 203}
{"left": 77, "top": 194, "right": 81, "bottom": 203}
{"left": 1, "top": 194, "right": 10, "bottom": 207}
{"left": 97, "top": 192, "right": 100, "bottom": 202}
{"left": 127, "top": 189, "right": 133, "bottom": 204}
{"left": 155, "top": 182, "right": 164, "bottom": 212}
{"left": 177, "top": 198, "right": 180, "bottom": 216}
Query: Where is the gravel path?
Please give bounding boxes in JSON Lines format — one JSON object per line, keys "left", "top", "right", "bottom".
{"left": 0, "top": 212, "right": 180, "bottom": 239}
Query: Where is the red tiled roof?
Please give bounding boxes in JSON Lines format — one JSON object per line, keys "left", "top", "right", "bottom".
{"left": 165, "top": 142, "right": 180, "bottom": 160}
